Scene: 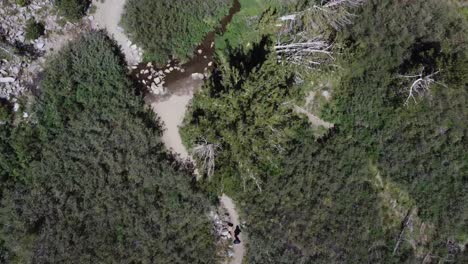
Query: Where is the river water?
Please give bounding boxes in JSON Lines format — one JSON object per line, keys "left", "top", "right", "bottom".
{"left": 138, "top": 0, "right": 240, "bottom": 160}
{"left": 131, "top": 0, "right": 240, "bottom": 100}
{"left": 134, "top": 2, "right": 247, "bottom": 263}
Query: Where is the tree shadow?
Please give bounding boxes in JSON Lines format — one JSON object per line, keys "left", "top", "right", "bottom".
{"left": 226, "top": 35, "right": 271, "bottom": 77}
{"left": 399, "top": 40, "right": 442, "bottom": 74}
{"left": 208, "top": 35, "right": 272, "bottom": 98}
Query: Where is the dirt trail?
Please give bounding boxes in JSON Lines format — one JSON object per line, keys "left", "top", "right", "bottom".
{"left": 95, "top": 0, "right": 247, "bottom": 262}
{"left": 91, "top": 0, "right": 140, "bottom": 65}
{"left": 294, "top": 105, "right": 334, "bottom": 129}
{"left": 220, "top": 194, "right": 246, "bottom": 264}
{"left": 148, "top": 70, "right": 247, "bottom": 264}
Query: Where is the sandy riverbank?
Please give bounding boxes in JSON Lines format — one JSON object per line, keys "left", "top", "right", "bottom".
{"left": 91, "top": 0, "right": 141, "bottom": 65}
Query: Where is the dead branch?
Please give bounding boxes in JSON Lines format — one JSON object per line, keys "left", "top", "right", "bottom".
{"left": 0, "top": 44, "right": 18, "bottom": 59}
{"left": 274, "top": 1, "right": 366, "bottom": 69}
{"left": 192, "top": 138, "right": 221, "bottom": 178}
{"left": 275, "top": 39, "right": 334, "bottom": 68}
{"left": 249, "top": 173, "right": 263, "bottom": 192}
{"left": 393, "top": 208, "right": 413, "bottom": 255}
{"left": 399, "top": 68, "right": 446, "bottom": 106}
{"left": 299, "top": 0, "right": 367, "bottom": 31}
{"left": 323, "top": 0, "right": 367, "bottom": 8}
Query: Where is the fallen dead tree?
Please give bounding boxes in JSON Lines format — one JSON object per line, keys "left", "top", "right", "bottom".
{"left": 275, "top": 0, "right": 367, "bottom": 69}
{"left": 192, "top": 138, "right": 221, "bottom": 178}
{"left": 275, "top": 39, "right": 333, "bottom": 68}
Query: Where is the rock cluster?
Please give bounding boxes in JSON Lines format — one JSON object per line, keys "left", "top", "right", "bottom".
{"left": 0, "top": 0, "right": 90, "bottom": 103}
{"left": 1, "top": 59, "right": 25, "bottom": 100}
{"left": 127, "top": 40, "right": 143, "bottom": 64}
{"left": 209, "top": 209, "right": 237, "bottom": 260}
{"left": 0, "top": 0, "right": 75, "bottom": 49}
{"left": 133, "top": 61, "right": 185, "bottom": 95}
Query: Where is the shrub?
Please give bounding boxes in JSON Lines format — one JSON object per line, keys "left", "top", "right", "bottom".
{"left": 16, "top": 0, "right": 30, "bottom": 7}
{"left": 55, "top": 0, "right": 90, "bottom": 21}
{"left": 121, "top": 0, "right": 230, "bottom": 63}
{"left": 25, "top": 19, "right": 45, "bottom": 40}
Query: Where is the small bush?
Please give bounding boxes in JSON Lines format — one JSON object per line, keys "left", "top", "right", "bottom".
{"left": 55, "top": 0, "right": 90, "bottom": 21}
{"left": 25, "top": 19, "right": 45, "bottom": 40}
{"left": 16, "top": 0, "right": 30, "bottom": 7}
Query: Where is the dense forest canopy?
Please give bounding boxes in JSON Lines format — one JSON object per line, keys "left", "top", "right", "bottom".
{"left": 121, "top": 0, "right": 231, "bottom": 63}
{"left": 0, "top": 0, "right": 467, "bottom": 263}
{"left": 0, "top": 32, "right": 216, "bottom": 263}
{"left": 182, "top": 0, "right": 468, "bottom": 262}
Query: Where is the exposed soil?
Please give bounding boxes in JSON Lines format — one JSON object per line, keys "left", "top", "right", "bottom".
{"left": 92, "top": 0, "right": 141, "bottom": 65}
{"left": 95, "top": 0, "right": 247, "bottom": 263}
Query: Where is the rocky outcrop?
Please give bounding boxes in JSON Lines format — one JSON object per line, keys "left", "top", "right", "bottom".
{"left": 0, "top": 0, "right": 93, "bottom": 103}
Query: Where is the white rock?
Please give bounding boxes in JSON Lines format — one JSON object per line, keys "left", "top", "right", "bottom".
{"left": 0, "top": 77, "right": 15, "bottom": 83}
{"left": 131, "top": 44, "right": 137, "bottom": 50}
{"left": 23, "top": 112, "right": 28, "bottom": 118}
{"left": 191, "top": 73, "right": 204, "bottom": 80}
{"left": 198, "top": 49, "right": 202, "bottom": 54}
{"left": 208, "top": 61, "right": 213, "bottom": 67}
{"left": 154, "top": 77, "right": 161, "bottom": 84}
{"left": 36, "top": 42, "right": 45, "bottom": 49}
{"left": 164, "top": 69, "right": 170, "bottom": 74}
{"left": 13, "top": 103, "right": 20, "bottom": 112}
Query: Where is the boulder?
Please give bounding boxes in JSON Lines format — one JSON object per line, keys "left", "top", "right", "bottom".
{"left": 0, "top": 77, "right": 15, "bottom": 83}
{"left": 191, "top": 73, "right": 204, "bottom": 80}
{"left": 36, "top": 41, "right": 45, "bottom": 49}
{"left": 13, "top": 103, "right": 20, "bottom": 112}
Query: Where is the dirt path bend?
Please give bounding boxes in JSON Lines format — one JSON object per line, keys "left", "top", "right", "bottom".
{"left": 220, "top": 194, "right": 246, "bottom": 264}
{"left": 91, "top": 0, "right": 140, "bottom": 65}
{"left": 149, "top": 77, "right": 247, "bottom": 264}
{"left": 101, "top": 0, "right": 246, "bottom": 262}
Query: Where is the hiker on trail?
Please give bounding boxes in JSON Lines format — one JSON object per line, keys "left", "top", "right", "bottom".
{"left": 234, "top": 225, "right": 241, "bottom": 236}
{"left": 233, "top": 225, "right": 241, "bottom": 244}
